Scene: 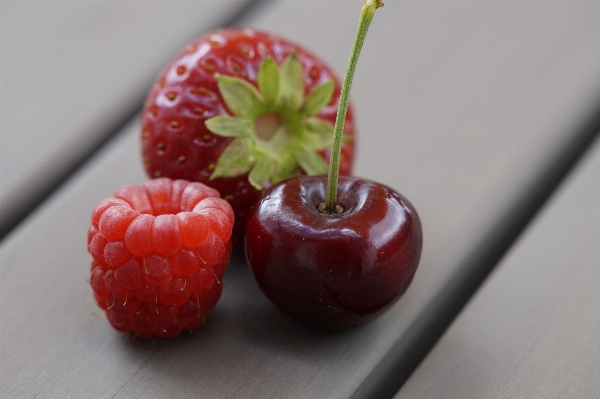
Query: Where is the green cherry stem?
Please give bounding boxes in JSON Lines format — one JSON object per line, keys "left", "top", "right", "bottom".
{"left": 323, "top": 0, "right": 383, "bottom": 213}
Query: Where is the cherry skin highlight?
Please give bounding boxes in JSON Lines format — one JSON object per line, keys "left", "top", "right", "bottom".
{"left": 245, "top": 176, "right": 422, "bottom": 330}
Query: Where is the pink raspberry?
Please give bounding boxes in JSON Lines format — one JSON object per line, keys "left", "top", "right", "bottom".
{"left": 87, "top": 178, "right": 234, "bottom": 338}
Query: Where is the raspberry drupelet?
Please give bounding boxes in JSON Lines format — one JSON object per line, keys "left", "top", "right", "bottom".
{"left": 87, "top": 178, "right": 234, "bottom": 338}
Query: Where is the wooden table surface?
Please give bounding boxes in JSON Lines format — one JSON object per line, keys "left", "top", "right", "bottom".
{"left": 396, "top": 133, "right": 600, "bottom": 399}
{"left": 2, "top": 1, "right": 600, "bottom": 398}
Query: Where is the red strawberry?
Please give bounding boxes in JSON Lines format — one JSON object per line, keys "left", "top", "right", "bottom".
{"left": 141, "top": 28, "right": 356, "bottom": 245}
{"left": 87, "top": 178, "right": 234, "bottom": 338}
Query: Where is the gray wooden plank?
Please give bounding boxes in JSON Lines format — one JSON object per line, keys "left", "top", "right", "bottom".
{"left": 0, "top": 0, "right": 254, "bottom": 234}
{"left": 2, "top": 1, "right": 600, "bottom": 398}
{"left": 395, "top": 134, "right": 600, "bottom": 399}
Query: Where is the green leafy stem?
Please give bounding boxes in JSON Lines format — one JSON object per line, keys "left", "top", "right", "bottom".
{"left": 205, "top": 52, "right": 343, "bottom": 190}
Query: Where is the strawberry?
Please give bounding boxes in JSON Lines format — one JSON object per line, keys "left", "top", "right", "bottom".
{"left": 87, "top": 178, "right": 234, "bottom": 338}
{"left": 141, "top": 28, "right": 356, "bottom": 244}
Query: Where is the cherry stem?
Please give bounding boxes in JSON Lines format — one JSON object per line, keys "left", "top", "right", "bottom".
{"left": 324, "top": 0, "right": 383, "bottom": 213}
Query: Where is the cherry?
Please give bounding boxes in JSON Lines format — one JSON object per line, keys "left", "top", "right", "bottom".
{"left": 245, "top": 176, "right": 421, "bottom": 330}
{"left": 245, "top": 0, "right": 422, "bottom": 330}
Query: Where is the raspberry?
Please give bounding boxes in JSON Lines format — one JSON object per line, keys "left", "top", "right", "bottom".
{"left": 87, "top": 178, "right": 234, "bottom": 338}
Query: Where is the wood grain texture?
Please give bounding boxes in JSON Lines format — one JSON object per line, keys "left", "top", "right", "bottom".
{"left": 2, "top": 1, "right": 600, "bottom": 398}
{"left": 396, "top": 135, "right": 600, "bottom": 399}
{"left": 0, "top": 0, "right": 253, "bottom": 232}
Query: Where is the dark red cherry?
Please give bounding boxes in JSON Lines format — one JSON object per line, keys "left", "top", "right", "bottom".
{"left": 245, "top": 175, "right": 422, "bottom": 330}
{"left": 245, "top": 0, "right": 421, "bottom": 330}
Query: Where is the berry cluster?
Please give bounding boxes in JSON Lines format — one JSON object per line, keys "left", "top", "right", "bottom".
{"left": 87, "top": 178, "right": 233, "bottom": 338}
{"left": 89, "top": 0, "right": 421, "bottom": 335}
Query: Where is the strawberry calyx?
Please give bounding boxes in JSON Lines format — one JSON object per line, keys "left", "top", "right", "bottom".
{"left": 205, "top": 52, "right": 340, "bottom": 190}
